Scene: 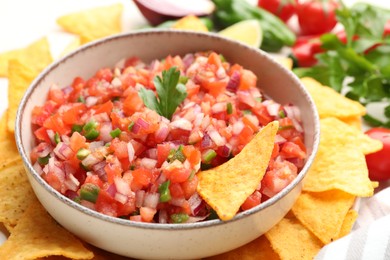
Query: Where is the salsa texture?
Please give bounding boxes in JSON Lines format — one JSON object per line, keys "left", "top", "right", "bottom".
{"left": 31, "top": 51, "right": 306, "bottom": 223}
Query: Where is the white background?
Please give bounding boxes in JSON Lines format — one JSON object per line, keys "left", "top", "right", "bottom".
{"left": 0, "top": 0, "right": 389, "bottom": 247}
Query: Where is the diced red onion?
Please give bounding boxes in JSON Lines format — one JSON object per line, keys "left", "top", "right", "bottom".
{"left": 183, "top": 101, "right": 195, "bottom": 110}
{"left": 136, "top": 190, "right": 145, "bottom": 208}
{"left": 211, "top": 102, "right": 226, "bottom": 114}
{"left": 85, "top": 96, "right": 98, "bottom": 107}
{"left": 218, "top": 144, "right": 232, "bottom": 158}
{"left": 144, "top": 148, "right": 158, "bottom": 160}
{"left": 154, "top": 123, "right": 170, "bottom": 143}
{"left": 140, "top": 158, "right": 157, "bottom": 169}
{"left": 182, "top": 53, "right": 194, "bottom": 70}
{"left": 64, "top": 173, "right": 80, "bottom": 192}
{"left": 291, "top": 118, "right": 303, "bottom": 133}
{"left": 46, "top": 129, "right": 55, "bottom": 144}
{"left": 136, "top": 117, "right": 150, "bottom": 128}
{"left": 208, "top": 129, "right": 226, "bottom": 146}
{"left": 53, "top": 142, "right": 73, "bottom": 160}
{"left": 65, "top": 190, "right": 79, "bottom": 200}
{"left": 237, "top": 90, "right": 255, "bottom": 107}
{"left": 114, "top": 177, "right": 131, "bottom": 196}
{"left": 185, "top": 215, "right": 209, "bottom": 223}
{"left": 201, "top": 133, "right": 212, "bottom": 148}
{"left": 61, "top": 85, "right": 73, "bottom": 95}
{"left": 61, "top": 135, "right": 70, "bottom": 144}
{"left": 226, "top": 70, "right": 240, "bottom": 93}
{"left": 115, "top": 193, "right": 128, "bottom": 204}
{"left": 284, "top": 105, "right": 302, "bottom": 122}
{"left": 35, "top": 143, "right": 52, "bottom": 158}
{"left": 266, "top": 102, "right": 281, "bottom": 117}
{"left": 82, "top": 154, "right": 102, "bottom": 168}
{"left": 80, "top": 200, "right": 96, "bottom": 210}
{"left": 111, "top": 77, "right": 122, "bottom": 88}
{"left": 275, "top": 134, "right": 287, "bottom": 144}
{"left": 249, "top": 87, "right": 262, "bottom": 98}
{"left": 232, "top": 121, "right": 244, "bottom": 135}
{"left": 188, "top": 193, "right": 203, "bottom": 215}
{"left": 158, "top": 209, "right": 168, "bottom": 224}
{"left": 245, "top": 114, "right": 259, "bottom": 127}
{"left": 170, "top": 118, "right": 192, "bottom": 131}
{"left": 33, "top": 161, "right": 43, "bottom": 175}
{"left": 193, "top": 112, "right": 205, "bottom": 127}
{"left": 127, "top": 142, "right": 135, "bottom": 162}
{"left": 89, "top": 141, "right": 105, "bottom": 151}
{"left": 216, "top": 66, "right": 226, "bottom": 79}
{"left": 99, "top": 123, "right": 113, "bottom": 142}
{"left": 93, "top": 112, "right": 110, "bottom": 122}
{"left": 143, "top": 192, "right": 159, "bottom": 209}
{"left": 106, "top": 184, "right": 117, "bottom": 197}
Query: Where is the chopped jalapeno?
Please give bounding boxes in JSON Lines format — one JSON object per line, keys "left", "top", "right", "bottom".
{"left": 110, "top": 128, "right": 122, "bottom": 138}
{"left": 76, "top": 148, "right": 90, "bottom": 160}
{"left": 179, "top": 76, "right": 189, "bottom": 84}
{"left": 168, "top": 145, "right": 186, "bottom": 163}
{"left": 84, "top": 128, "right": 99, "bottom": 140}
{"left": 128, "top": 121, "right": 135, "bottom": 131}
{"left": 54, "top": 132, "right": 61, "bottom": 144}
{"left": 79, "top": 183, "right": 100, "bottom": 203}
{"left": 242, "top": 109, "right": 252, "bottom": 115}
{"left": 83, "top": 120, "right": 98, "bottom": 132}
{"left": 202, "top": 149, "right": 217, "bottom": 164}
{"left": 158, "top": 180, "right": 171, "bottom": 202}
{"left": 37, "top": 154, "right": 50, "bottom": 165}
{"left": 278, "top": 110, "right": 286, "bottom": 118}
{"left": 226, "top": 102, "right": 233, "bottom": 115}
{"left": 279, "top": 125, "right": 294, "bottom": 131}
{"left": 71, "top": 124, "right": 83, "bottom": 133}
{"left": 171, "top": 213, "right": 189, "bottom": 223}
{"left": 77, "top": 95, "right": 86, "bottom": 103}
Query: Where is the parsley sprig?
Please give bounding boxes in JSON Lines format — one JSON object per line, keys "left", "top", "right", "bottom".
{"left": 138, "top": 67, "right": 187, "bottom": 120}
{"left": 294, "top": 2, "right": 390, "bottom": 127}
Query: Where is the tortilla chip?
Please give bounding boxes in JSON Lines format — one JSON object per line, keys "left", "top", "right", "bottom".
{"left": 57, "top": 4, "right": 123, "bottom": 44}
{"left": 0, "top": 37, "right": 52, "bottom": 77}
{"left": 197, "top": 121, "right": 278, "bottom": 221}
{"left": 265, "top": 216, "right": 323, "bottom": 260}
{"left": 341, "top": 116, "right": 362, "bottom": 130}
{"left": 0, "top": 112, "right": 12, "bottom": 142}
{"left": 172, "top": 15, "right": 209, "bottom": 32}
{"left": 291, "top": 190, "right": 355, "bottom": 244}
{"left": 320, "top": 117, "right": 383, "bottom": 155}
{"left": 7, "top": 59, "right": 38, "bottom": 132}
{"left": 301, "top": 77, "right": 366, "bottom": 119}
{"left": 275, "top": 57, "right": 293, "bottom": 70}
{"left": 337, "top": 209, "right": 358, "bottom": 239}
{"left": 0, "top": 160, "right": 36, "bottom": 228}
{"left": 0, "top": 139, "right": 20, "bottom": 166}
{"left": 0, "top": 200, "right": 94, "bottom": 259}
{"left": 303, "top": 118, "right": 375, "bottom": 197}
{"left": 206, "top": 235, "right": 279, "bottom": 260}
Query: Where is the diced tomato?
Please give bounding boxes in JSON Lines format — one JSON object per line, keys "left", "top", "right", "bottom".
{"left": 207, "top": 52, "right": 222, "bottom": 68}
{"left": 84, "top": 174, "right": 104, "bottom": 188}
{"left": 44, "top": 171, "right": 64, "bottom": 193}
{"left": 252, "top": 103, "right": 273, "bottom": 126}
{"left": 280, "top": 141, "right": 306, "bottom": 159}
{"left": 110, "top": 139, "right": 129, "bottom": 159}
{"left": 202, "top": 80, "right": 227, "bottom": 97}
{"left": 169, "top": 183, "right": 185, "bottom": 198}
{"left": 48, "top": 85, "right": 66, "bottom": 105}
{"left": 69, "top": 132, "right": 87, "bottom": 152}
{"left": 238, "top": 70, "right": 257, "bottom": 90}
{"left": 271, "top": 143, "right": 280, "bottom": 159}
{"left": 43, "top": 113, "right": 70, "bottom": 135}
{"left": 131, "top": 168, "right": 152, "bottom": 189}
{"left": 157, "top": 143, "right": 171, "bottom": 167}
{"left": 181, "top": 175, "right": 198, "bottom": 199}
{"left": 105, "top": 156, "right": 123, "bottom": 184}
{"left": 238, "top": 125, "right": 254, "bottom": 145}
{"left": 140, "top": 207, "right": 157, "bottom": 222}
{"left": 34, "top": 127, "right": 51, "bottom": 144}
{"left": 123, "top": 91, "right": 144, "bottom": 116}
{"left": 93, "top": 100, "right": 114, "bottom": 115}
{"left": 95, "top": 68, "right": 113, "bottom": 82}
{"left": 95, "top": 189, "right": 118, "bottom": 217}
{"left": 241, "top": 191, "right": 262, "bottom": 211}
{"left": 182, "top": 146, "right": 201, "bottom": 166}
{"left": 164, "top": 167, "right": 191, "bottom": 183}
{"left": 63, "top": 103, "right": 87, "bottom": 125}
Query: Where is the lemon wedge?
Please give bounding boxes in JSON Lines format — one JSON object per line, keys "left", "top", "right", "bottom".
{"left": 218, "top": 19, "right": 263, "bottom": 48}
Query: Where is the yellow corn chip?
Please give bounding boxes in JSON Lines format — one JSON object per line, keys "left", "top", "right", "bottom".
{"left": 301, "top": 77, "right": 366, "bottom": 119}
{"left": 274, "top": 57, "right": 293, "bottom": 70}
{"left": 0, "top": 160, "right": 36, "bottom": 228}
{"left": 197, "top": 121, "right": 279, "bottom": 221}
{"left": 0, "top": 200, "right": 94, "bottom": 259}
{"left": 0, "top": 139, "right": 20, "bottom": 166}
{"left": 172, "top": 15, "right": 209, "bottom": 32}
{"left": 341, "top": 116, "right": 362, "bottom": 130}
{"left": 60, "top": 36, "right": 81, "bottom": 57}
{"left": 265, "top": 216, "right": 323, "bottom": 260}
{"left": 206, "top": 235, "right": 280, "bottom": 260}
{"left": 0, "top": 112, "right": 12, "bottom": 142}
{"left": 291, "top": 190, "right": 355, "bottom": 244}
{"left": 303, "top": 142, "right": 374, "bottom": 196}
{"left": 320, "top": 117, "right": 383, "bottom": 155}
{"left": 337, "top": 209, "right": 358, "bottom": 239}
{"left": 0, "top": 37, "right": 52, "bottom": 77}
{"left": 57, "top": 4, "right": 123, "bottom": 44}
{"left": 7, "top": 59, "right": 38, "bottom": 132}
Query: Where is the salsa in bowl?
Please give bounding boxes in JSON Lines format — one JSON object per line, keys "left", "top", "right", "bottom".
{"left": 16, "top": 30, "right": 319, "bottom": 259}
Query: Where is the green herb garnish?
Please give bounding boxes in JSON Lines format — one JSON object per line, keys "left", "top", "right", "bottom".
{"left": 138, "top": 67, "right": 187, "bottom": 120}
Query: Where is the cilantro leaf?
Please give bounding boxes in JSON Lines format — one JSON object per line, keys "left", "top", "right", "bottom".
{"left": 138, "top": 67, "right": 187, "bottom": 120}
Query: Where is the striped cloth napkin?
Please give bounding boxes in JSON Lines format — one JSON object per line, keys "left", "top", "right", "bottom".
{"left": 316, "top": 187, "right": 390, "bottom": 260}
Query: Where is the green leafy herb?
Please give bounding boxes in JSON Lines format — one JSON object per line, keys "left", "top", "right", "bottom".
{"left": 167, "top": 145, "right": 186, "bottom": 163}
{"left": 138, "top": 67, "right": 187, "bottom": 120}
{"left": 293, "top": 3, "right": 390, "bottom": 127}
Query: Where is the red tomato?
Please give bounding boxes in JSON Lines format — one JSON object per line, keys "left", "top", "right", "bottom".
{"left": 297, "top": 0, "right": 339, "bottom": 36}
{"left": 241, "top": 191, "right": 262, "bottom": 211}
{"left": 258, "top": 0, "right": 297, "bottom": 22}
{"left": 365, "top": 128, "right": 390, "bottom": 181}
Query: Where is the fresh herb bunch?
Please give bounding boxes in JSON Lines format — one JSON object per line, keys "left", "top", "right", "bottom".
{"left": 294, "top": 2, "right": 390, "bottom": 127}
{"left": 138, "top": 67, "right": 187, "bottom": 120}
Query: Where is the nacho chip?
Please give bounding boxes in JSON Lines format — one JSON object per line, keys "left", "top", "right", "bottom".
{"left": 0, "top": 200, "right": 94, "bottom": 259}
{"left": 206, "top": 235, "right": 279, "bottom": 260}
{"left": 320, "top": 117, "right": 383, "bottom": 155}
{"left": 291, "top": 190, "right": 355, "bottom": 244}
{"left": 265, "top": 216, "right": 323, "bottom": 260}
{"left": 0, "top": 139, "right": 20, "bottom": 166}
{"left": 274, "top": 57, "right": 293, "bottom": 70}
{"left": 303, "top": 142, "right": 374, "bottom": 197}
{"left": 341, "top": 116, "right": 362, "bottom": 130}
{"left": 0, "top": 112, "right": 12, "bottom": 142}
{"left": 0, "top": 160, "right": 36, "bottom": 228}
{"left": 172, "top": 15, "right": 209, "bottom": 32}
{"left": 60, "top": 36, "right": 81, "bottom": 57}
{"left": 197, "top": 121, "right": 279, "bottom": 221}
{"left": 301, "top": 77, "right": 366, "bottom": 119}
{"left": 57, "top": 4, "right": 123, "bottom": 44}
{"left": 7, "top": 59, "right": 38, "bottom": 132}
{"left": 0, "top": 37, "right": 52, "bottom": 77}
{"left": 337, "top": 209, "right": 358, "bottom": 239}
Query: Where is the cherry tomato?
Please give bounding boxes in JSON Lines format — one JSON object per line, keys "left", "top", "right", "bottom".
{"left": 296, "top": 0, "right": 339, "bottom": 35}
{"left": 258, "top": 0, "right": 297, "bottom": 23}
{"left": 365, "top": 128, "right": 390, "bottom": 181}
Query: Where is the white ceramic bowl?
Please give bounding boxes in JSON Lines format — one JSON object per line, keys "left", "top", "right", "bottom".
{"left": 15, "top": 30, "right": 320, "bottom": 259}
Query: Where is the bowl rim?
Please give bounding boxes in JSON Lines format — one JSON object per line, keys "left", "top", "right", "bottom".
{"left": 15, "top": 29, "right": 320, "bottom": 231}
